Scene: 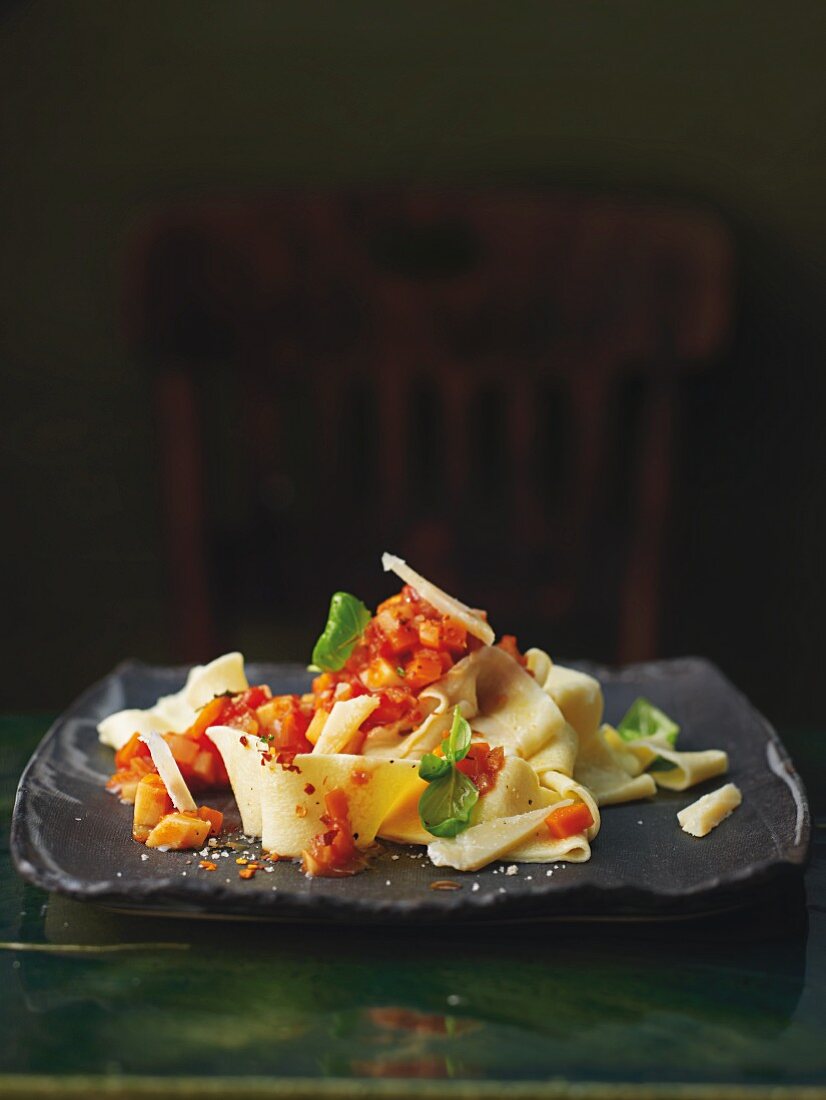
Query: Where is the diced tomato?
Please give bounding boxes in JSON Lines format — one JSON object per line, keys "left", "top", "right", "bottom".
{"left": 455, "top": 742, "right": 506, "bottom": 795}
{"left": 257, "top": 693, "right": 314, "bottom": 754}
{"left": 546, "top": 801, "right": 594, "bottom": 839}
{"left": 182, "top": 695, "right": 231, "bottom": 741}
{"left": 496, "top": 635, "right": 526, "bottom": 666}
{"left": 166, "top": 733, "right": 200, "bottom": 769}
{"left": 196, "top": 805, "right": 223, "bottom": 836}
{"left": 114, "top": 731, "right": 152, "bottom": 771}
{"left": 362, "top": 687, "right": 421, "bottom": 731}
{"left": 375, "top": 609, "right": 420, "bottom": 656}
{"left": 402, "top": 649, "right": 445, "bottom": 691}
{"left": 300, "top": 788, "right": 366, "bottom": 877}
{"left": 417, "top": 618, "right": 467, "bottom": 652}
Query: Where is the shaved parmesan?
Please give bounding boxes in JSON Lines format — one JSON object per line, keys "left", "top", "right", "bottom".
{"left": 312, "top": 695, "right": 380, "bottom": 755}
{"left": 140, "top": 732, "right": 197, "bottom": 813}
{"left": 678, "top": 783, "right": 742, "bottom": 838}
{"left": 381, "top": 552, "right": 495, "bottom": 645}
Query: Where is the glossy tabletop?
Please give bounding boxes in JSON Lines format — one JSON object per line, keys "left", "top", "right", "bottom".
{"left": 2, "top": 715, "right": 826, "bottom": 1099}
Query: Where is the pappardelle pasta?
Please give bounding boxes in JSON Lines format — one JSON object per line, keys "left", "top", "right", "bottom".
{"left": 99, "top": 554, "right": 734, "bottom": 876}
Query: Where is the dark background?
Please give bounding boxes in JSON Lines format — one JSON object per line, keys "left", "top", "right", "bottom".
{"left": 2, "top": 2, "right": 825, "bottom": 727}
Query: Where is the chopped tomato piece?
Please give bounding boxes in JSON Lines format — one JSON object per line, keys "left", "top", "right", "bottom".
{"left": 196, "top": 805, "right": 223, "bottom": 836}
{"left": 546, "top": 801, "right": 594, "bottom": 839}
{"left": 301, "top": 788, "right": 366, "bottom": 877}
{"left": 182, "top": 695, "right": 230, "bottom": 741}
{"left": 402, "top": 649, "right": 445, "bottom": 691}
{"left": 496, "top": 635, "right": 526, "bottom": 666}
{"left": 418, "top": 618, "right": 467, "bottom": 652}
{"left": 257, "top": 693, "right": 314, "bottom": 754}
{"left": 456, "top": 742, "right": 506, "bottom": 796}
{"left": 166, "top": 733, "right": 201, "bottom": 769}
{"left": 114, "top": 731, "right": 152, "bottom": 771}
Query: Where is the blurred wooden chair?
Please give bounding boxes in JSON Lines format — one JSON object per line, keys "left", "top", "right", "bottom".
{"left": 126, "top": 191, "right": 733, "bottom": 664}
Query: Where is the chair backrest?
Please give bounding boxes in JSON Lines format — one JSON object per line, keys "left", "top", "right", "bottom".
{"left": 128, "top": 191, "right": 733, "bottom": 664}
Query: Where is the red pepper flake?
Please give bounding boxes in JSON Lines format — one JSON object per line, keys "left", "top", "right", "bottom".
{"left": 295, "top": 804, "right": 308, "bottom": 818}
{"left": 199, "top": 860, "right": 217, "bottom": 872}
{"left": 351, "top": 769, "right": 371, "bottom": 786}
{"left": 304, "top": 783, "right": 316, "bottom": 795}
{"left": 276, "top": 752, "right": 301, "bottom": 773}
{"left": 430, "top": 880, "right": 462, "bottom": 891}
{"left": 239, "top": 735, "right": 248, "bottom": 746}
{"left": 239, "top": 867, "right": 257, "bottom": 880}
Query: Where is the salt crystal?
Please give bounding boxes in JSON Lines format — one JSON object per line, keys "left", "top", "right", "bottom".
{"left": 447, "top": 994, "right": 461, "bottom": 1006}
{"left": 471, "top": 882, "right": 480, "bottom": 892}
{"left": 140, "top": 853, "right": 148, "bottom": 861}
{"left": 505, "top": 864, "right": 518, "bottom": 876}
{"left": 546, "top": 869, "right": 553, "bottom": 877}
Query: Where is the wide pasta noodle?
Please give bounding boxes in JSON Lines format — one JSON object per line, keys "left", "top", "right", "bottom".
{"left": 206, "top": 725, "right": 265, "bottom": 836}
{"left": 312, "top": 696, "right": 380, "bottom": 755}
{"left": 428, "top": 805, "right": 591, "bottom": 871}
{"left": 525, "top": 649, "right": 604, "bottom": 741}
{"left": 605, "top": 733, "right": 729, "bottom": 791}
{"left": 534, "top": 769, "right": 601, "bottom": 841}
{"left": 417, "top": 647, "right": 575, "bottom": 767}
{"left": 573, "top": 724, "right": 657, "bottom": 806}
{"left": 258, "top": 754, "right": 420, "bottom": 857}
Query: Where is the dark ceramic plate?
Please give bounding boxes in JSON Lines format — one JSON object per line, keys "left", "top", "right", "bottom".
{"left": 12, "top": 658, "right": 810, "bottom": 923}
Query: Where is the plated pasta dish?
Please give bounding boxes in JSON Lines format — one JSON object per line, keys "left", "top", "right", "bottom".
{"left": 98, "top": 554, "right": 740, "bottom": 877}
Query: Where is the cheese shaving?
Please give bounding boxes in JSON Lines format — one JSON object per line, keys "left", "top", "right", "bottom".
{"left": 381, "top": 552, "right": 495, "bottom": 645}
{"left": 678, "top": 782, "right": 742, "bottom": 838}
{"left": 140, "top": 732, "right": 197, "bottom": 813}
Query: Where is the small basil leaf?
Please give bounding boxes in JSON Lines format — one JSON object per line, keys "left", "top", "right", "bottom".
{"left": 419, "top": 769, "right": 479, "bottom": 838}
{"left": 311, "top": 592, "right": 372, "bottom": 672}
{"left": 419, "top": 753, "right": 451, "bottom": 782}
{"left": 617, "top": 697, "right": 679, "bottom": 747}
{"left": 444, "top": 707, "right": 472, "bottom": 764}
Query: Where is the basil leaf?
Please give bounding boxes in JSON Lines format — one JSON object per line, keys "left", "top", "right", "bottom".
{"left": 443, "top": 707, "right": 472, "bottom": 765}
{"left": 616, "top": 697, "right": 679, "bottom": 747}
{"left": 419, "top": 769, "right": 479, "bottom": 838}
{"left": 419, "top": 753, "right": 451, "bottom": 782}
{"left": 311, "top": 592, "right": 372, "bottom": 671}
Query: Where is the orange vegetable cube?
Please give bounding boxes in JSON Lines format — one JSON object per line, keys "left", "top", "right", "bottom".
{"left": 546, "top": 801, "right": 594, "bottom": 840}
{"left": 114, "top": 731, "right": 151, "bottom": 771}
{"left": 132, "top": 774, "right": 173, "bottom": 842}
{"left": 196, "top": 805, "right": 223, "bottom": 836}
{"left": 403, "top": 649, "right": 445, "bottom": 691}
{"left": 145, "top": 811, "right": 210, "bottom": 850}
{"left": 191, "top": 750, "right": 217, "bottom": 786}
{"left": 165, "top": 733, "right": 200, "bottom": 769}
{"left": 181, "top": 695, "right": 230, "bottom": 741}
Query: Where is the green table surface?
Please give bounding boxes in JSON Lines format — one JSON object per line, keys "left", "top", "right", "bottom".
{"left": 2, "top": 715, "right": 825, "bottom": 1100}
